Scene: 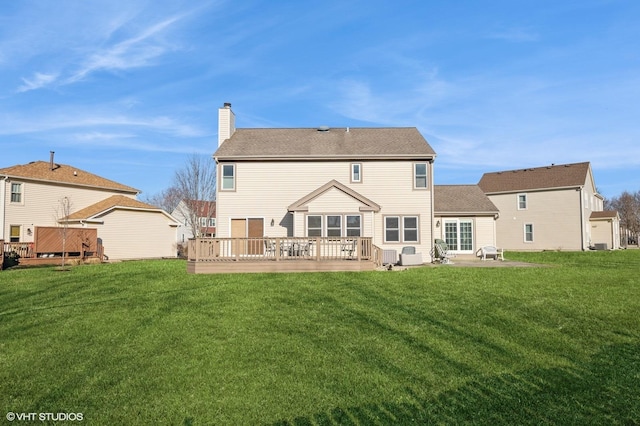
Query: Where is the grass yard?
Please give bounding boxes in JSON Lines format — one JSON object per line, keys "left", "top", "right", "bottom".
{"left": 1, "top": 251, "right": 639, "bottom": 425}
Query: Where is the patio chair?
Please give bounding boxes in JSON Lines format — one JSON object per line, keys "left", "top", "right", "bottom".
{"left": 264, "top": 240, "right": 277, "bottom": 257}
{"left": 432, "top": 239, "right": 456, "bottom": 264}
{"left": 341, "top": 239, "right": 356, "bottom": 258}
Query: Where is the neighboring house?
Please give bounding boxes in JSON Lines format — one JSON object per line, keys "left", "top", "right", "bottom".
{"left": 172, "top": 200, "right": 216, "bottom": 244}
{"left": 434, "top": 185, "right": 500, "bottom": 256}
{"left": 589, "top": 210, "right": 621, "bottom": 251}
{"left": 213, "top": 103, "right": 437, "bottom": 262}
{"left": 0, "top": 156, "right": 179, "bottom": 260}
{"left": 478, "top": 162, "right": 620, "bottom": 251}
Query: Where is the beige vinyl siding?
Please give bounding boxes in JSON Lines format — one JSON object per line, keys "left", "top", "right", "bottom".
{"left": 475, "top": 216, "right": 497, "bottom": 250}
{"left": 306, "top": 187, "right": 365, "bottom": 211}
{"left": 217, "top": 160, "right": 433, "bottom": 256}
{"left": 2, "top": 179, "right": 136, "bottom": 242}
{"left": 93, "top": 209, "right": 177, "bottom": 260}
{"left": 489, "top": 188, "right": 583, "bottom": 251}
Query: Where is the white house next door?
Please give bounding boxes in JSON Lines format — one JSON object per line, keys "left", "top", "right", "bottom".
{"left": 444, "top": 219, "right": 473, "bottom": 253}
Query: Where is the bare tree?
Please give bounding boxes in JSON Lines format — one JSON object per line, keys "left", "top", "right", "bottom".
{"left": 606, "top": 190, "right": 640, "bottom": 244}
{"left": 55, "top": 196, "right": 73, "bottom": 269}
{"left": 173, "top": 154, "right": 217, "bottom": 239}
{"left": 141, "top": 186, "right": 182, "bottom": 213}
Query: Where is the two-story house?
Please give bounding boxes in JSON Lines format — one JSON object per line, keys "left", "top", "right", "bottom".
{"left": 1, "top": 155, "right": 179, "bottom": 261}
{"left": 478, "top": 162, "right": 620, "bottom": 251}
{"left": 172, "top": 200, "right": 216, "bottom": 245}
{"left": 212, "top": 103, "right": 436, "bottom": 267}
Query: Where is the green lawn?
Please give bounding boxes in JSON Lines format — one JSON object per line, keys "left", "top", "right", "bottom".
{"left": 1, "top": 251, "right": 639, "bottom": 425}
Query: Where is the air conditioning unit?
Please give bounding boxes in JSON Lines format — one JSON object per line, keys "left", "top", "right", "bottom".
{"left": 382, "top": 249, "right": 397, "bottom": 265}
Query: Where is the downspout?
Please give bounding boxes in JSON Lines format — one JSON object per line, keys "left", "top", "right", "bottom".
{"left": 579, "top": 186, "right": 585, "bottom": 250}
{"left": 0, "top": 176, "right": 7, "bottom": 240}
{"left": 430, "top": 159, "right": 435, "bottom": 261}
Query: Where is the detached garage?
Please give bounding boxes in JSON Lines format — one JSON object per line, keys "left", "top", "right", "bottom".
{"left": 63, "top": 195, "right": 180, "bottom": 260}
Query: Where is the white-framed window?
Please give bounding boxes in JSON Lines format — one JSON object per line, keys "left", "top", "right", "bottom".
{"left": 385, "top": 216, "right": 400, "bottom": 242}
{"left": 327, "top": 215, "right": 342, "bottom": 237}
{"left": 518, "top": 193, "right": 527, "bottom": 210}
{"left": 403, "top": 216, "right": 418, "bottom": 242}
{"left": 221, "top": 164, "right": 235, "bottom": 190}
{"left": 307, "top": 215, "right": 322, "bottom": 237}
{"left": 414, "top": 163, "right": 428, "bottom": 189}
{"left": 346, "top": 215, "right": 361, "bottom": 237}
{"left": 524, "top": 223, "right": 534, "bottom": 242}
{"left": 384, "top": 215, "right": 419, "bottom": 243}
{"left": 9, "top": 225, "right": 20, "bottom": 242}
{"left": 351, "top": 163, "right": 362, "bottom": 183}
{"left": 307, "top": 214, "right": 362, "bottom": 238}
{"left": 10, "top": 183, "right": 22, "bottom": 203}
{"left": 208, "top": 218, "right": 216, "bottom": 227}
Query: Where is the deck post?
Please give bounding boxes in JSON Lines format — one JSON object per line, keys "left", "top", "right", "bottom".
{"left": 356, "top": 237, "right": 362, "bottom": 261}
{"left": 275, "top": 238, "right": 281, "bottom": 261}
{"left": 315, "top": 237, "right": 321, "bottom": 261}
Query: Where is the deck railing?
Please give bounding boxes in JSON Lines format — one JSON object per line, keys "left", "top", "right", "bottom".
{"left": 2, "top": 242, "right": 33, "bottom": 258}
{"left": 188, "top": 236, "right": 382, "bottom": 265}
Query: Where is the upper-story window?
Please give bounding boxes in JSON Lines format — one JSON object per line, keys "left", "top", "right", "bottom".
{"left": 221, "top": 164, "right": 235, "bottom": 191}
{"left": 10, "top": 183, "right": 22, "bottom": 203}
{"left": 414, "top": 163, "right": 428, "bottom": 189}
{"left": 518, "top": 194, "right": 527, "bottom": 210}
{"left": 351, "top": 163, "right": 362, "bottom": 183}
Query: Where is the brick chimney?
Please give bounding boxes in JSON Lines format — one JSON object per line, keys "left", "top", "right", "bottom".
{"left": 218, "top": 102, "right": 235, "bottom": 147}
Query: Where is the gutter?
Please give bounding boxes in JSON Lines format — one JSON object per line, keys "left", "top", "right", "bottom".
{"left": 0, "top": 176, "right": 7, "bottom": 240}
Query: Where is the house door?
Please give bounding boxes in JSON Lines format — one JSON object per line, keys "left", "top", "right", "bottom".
{"left": 444, "top": 219, "right": 473, "bottom": 253}
{"left": 231, "top": 218, "right": 264, "bottom": 256}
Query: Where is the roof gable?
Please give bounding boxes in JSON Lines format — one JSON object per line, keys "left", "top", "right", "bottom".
{"left": 64, "top": 195, "right": 178, "bottom": 223}
{"left": 288, "top": 180, "right": 381, "bottom": 212}
{"left": 0, "top": 161, "right": 139, "bottom": 193}
{"left": 214, "top": 127, "right": 436, "bottom": 160}
{"left": 435, "top": 185, "right": 499, "bottom": 214}
{"left": 478, "top": 162, "right": 591, "bottom": 194}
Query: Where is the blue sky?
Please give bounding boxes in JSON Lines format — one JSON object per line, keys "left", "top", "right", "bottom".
{"left": 1, "top": 0, "right": 639, "bottom": 200}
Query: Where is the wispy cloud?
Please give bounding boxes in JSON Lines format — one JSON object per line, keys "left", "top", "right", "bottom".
{"left": 65, "top": 15, "right": 185, "bottom": 85}
{"left": 486, "top": 26, "right": 540, "bottom": 42}
{"left": 17, "top": 72, "right": 60, "bottom": 93}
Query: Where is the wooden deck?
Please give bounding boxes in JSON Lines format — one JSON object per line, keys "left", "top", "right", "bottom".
{"left": 187, "top": 237, "right": 382, "bottom": 274}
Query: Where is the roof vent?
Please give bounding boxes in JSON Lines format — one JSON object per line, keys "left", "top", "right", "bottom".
{"left": 317, "top": 125, "right": 330, "bottom": 132}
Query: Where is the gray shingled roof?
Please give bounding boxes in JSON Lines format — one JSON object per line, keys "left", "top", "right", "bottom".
{"left": 478, "top": 162, "right": 591, "bottom": 194}
{"left": 214, "top": 127, "right": 436, "bottom": 160}
{"left": 435, "top": 185, "right": 499, "bottom": 214}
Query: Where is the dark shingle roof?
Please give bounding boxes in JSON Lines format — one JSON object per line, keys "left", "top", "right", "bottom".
{"left": 435, "top": 185, "right": 499, "bottom": 214}
{"left": 0, "top": 161, "right": 139, "bottom": 193}
{"left": 214, "top": 127, "right": 436, "bottom": 160}
{"left": 478, "top": 162, "right": 591, "bottom": 194}
{"left": 590, "top": 211, "right": 618, "bottom": 220}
